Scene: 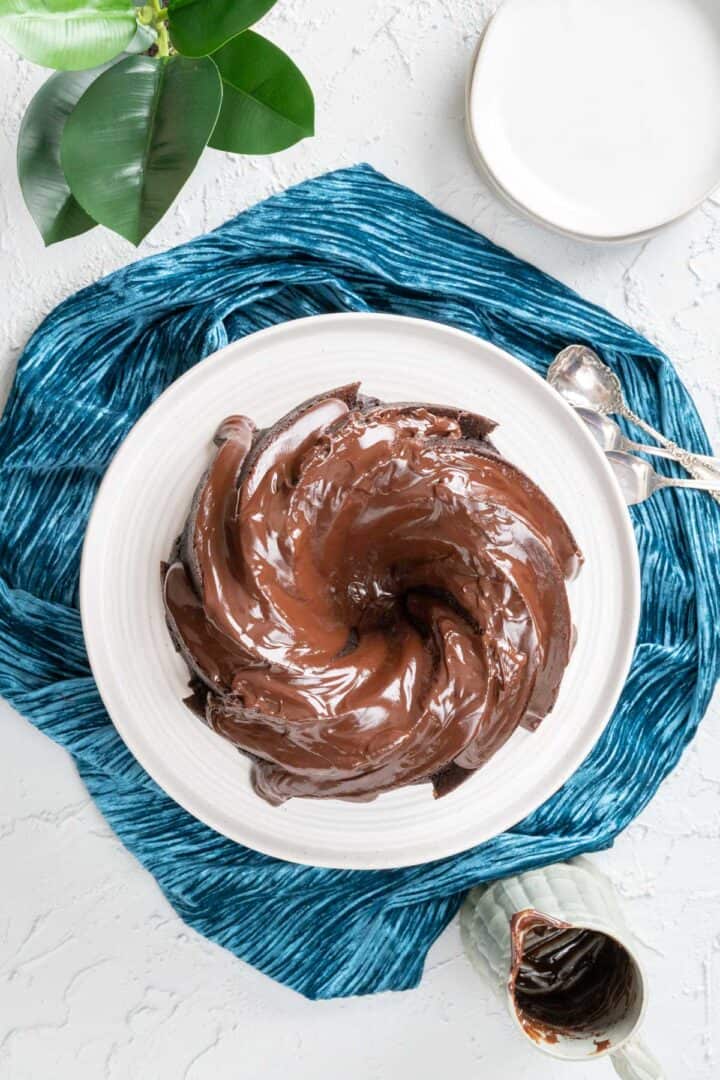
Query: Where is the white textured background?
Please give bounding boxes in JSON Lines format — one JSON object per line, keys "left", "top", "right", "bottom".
{"left": 1, "top": 2, "right": 719, "bottom": 1077}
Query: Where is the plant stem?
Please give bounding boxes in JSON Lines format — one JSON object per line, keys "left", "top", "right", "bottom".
{"left": 156, "top": 22, "right": 170, "bottom": 58}
{"left": 150, "top": 0, "right": 170, "bottom": 58}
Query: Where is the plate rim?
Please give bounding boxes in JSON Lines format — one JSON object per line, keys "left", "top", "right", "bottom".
{"left": 80, "top": 312, "right": 641, "bottom": 869}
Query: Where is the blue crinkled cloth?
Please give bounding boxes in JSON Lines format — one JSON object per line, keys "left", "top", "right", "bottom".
{"left": 1, "top": 164, "right": 719, "bottom": 1000}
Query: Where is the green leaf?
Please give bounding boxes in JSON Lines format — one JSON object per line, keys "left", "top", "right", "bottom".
{"left": 0, "top": 0, "right": 137, "bottom": 70}
{"left": 168, "top": 0, "right": 277, "bottom": 58}
{"left": 125, "top": 18, "right": 155, "bottom": 53}
{"left": 17, "top": 64, "right": 114, "bottom": 244}
{"left": 61, "top": 54, "right": 222, "bottom": 245}
{"left": 209, "top": 31, "right": 313, "bottom": 154}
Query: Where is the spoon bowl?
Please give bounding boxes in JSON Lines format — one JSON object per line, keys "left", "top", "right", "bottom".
{"left": 606, "top": 451, "right": 720, "bottom": 505}
{"left": 548, "top": 346, "right": 623, "bottom": 413}
{"left": 576, "top": 408, "right": 626, "bottom": 451}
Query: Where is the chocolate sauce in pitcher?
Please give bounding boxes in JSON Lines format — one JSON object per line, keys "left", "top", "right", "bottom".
{"left": 509, "top": 910, "right": 636, "bottom": 1044}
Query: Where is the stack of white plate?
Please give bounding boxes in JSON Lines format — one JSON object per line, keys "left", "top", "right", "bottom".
{"left": 467, "top": 0, "right": 720, "bottom": 242}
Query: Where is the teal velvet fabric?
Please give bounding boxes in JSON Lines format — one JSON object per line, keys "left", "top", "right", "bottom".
{"left": 1, "top": 165, "right": 718, "bottom": 999}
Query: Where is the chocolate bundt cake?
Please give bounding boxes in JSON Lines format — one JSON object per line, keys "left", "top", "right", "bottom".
{"left": 162, "top": 384, "right": 582, "bottom": 804}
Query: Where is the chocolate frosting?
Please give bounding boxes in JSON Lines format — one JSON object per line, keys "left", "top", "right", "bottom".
{"left": 509, "top": 910, "right": 634, "bottom": 1043}
{"left": 162, "top": 384, "right": 582, "bottom": 804}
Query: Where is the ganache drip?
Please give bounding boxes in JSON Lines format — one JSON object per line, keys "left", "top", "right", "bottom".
{"left": 162, "top": 384, "right": 582, "bottom": 804}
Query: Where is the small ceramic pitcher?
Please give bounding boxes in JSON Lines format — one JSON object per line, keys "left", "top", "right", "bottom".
{"left": 460, "top": 857, "right": 664, "bottom": 1079}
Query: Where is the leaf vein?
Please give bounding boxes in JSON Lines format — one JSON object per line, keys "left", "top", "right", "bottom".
{"left": 225, "top": 81, "right": 309, "bottom": 134}
{"left": 134, "top": 62, "right": 166, "bottom": 242}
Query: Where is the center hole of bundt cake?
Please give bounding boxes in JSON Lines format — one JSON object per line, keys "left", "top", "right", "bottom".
{"left": 334, "top": 558, "right": 478, "bottom": 656}
{"left": 343, "top": 572, "right": 401, "bottom": 632}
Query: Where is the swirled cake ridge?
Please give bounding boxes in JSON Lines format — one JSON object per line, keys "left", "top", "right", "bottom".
{"left": 162, "top": 384, "right": 582, "bottom": 804}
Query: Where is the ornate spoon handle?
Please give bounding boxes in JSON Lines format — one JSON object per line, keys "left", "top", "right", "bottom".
{"left": 657, "top": 477, "right": 720, "bottom": 492}
{"left": 620, "top": 404, "right": 720, "bottom": 504}
{"left": 628, "top": 439, "right": 720, "bottom": 470}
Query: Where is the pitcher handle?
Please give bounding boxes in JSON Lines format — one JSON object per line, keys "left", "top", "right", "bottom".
{"left": 610, "top": 1036, "right": 664, "bottom": 1080}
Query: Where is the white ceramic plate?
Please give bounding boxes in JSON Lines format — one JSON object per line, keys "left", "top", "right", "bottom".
{"left": 467, "top": 0, "right": 720, "bottom": 241}
{"left": 81, "top": 314, "right": 640, "bottom": 869}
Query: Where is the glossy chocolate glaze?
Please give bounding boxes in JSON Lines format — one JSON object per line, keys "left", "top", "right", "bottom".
{"left": 509, "top": 910, "right": 633, "bottom": 1043}
{"left": 162, "top": 384, "right": 582, "bottom": 804}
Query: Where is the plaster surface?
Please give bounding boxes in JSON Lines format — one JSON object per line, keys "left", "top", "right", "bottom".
{"left": 1, "top": 3, "right": 719, "bottom": 1077}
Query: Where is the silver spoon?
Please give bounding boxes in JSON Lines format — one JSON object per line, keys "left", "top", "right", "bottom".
{"left": 548, "top": 345, "right": 720, "bottom": 498}
{"left": 576, "top": 407, "right": 720, "bottom": 468}
{"left": 606, "top": 451, "right": 720, "bottom": 505}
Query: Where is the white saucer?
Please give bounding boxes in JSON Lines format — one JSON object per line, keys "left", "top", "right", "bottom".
{"left": 467, "top": 0, "right": 720, "bottom": 241}
{"left": 81, "top": 314, "right": 639, "bottom": 869}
